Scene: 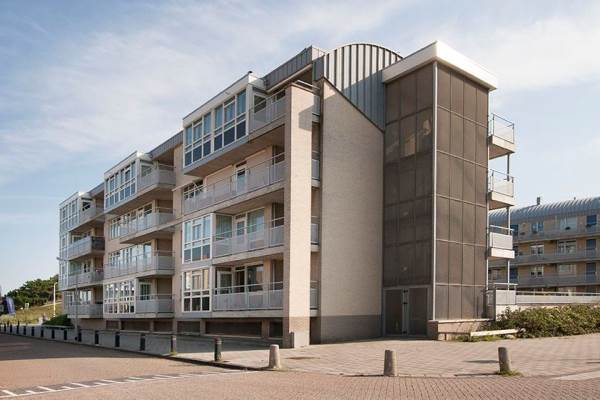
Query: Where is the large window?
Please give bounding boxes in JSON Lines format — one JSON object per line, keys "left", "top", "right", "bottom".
{"left": 559, "top": 217, "right": 577, "bottom": 231}
{"left": 558, "top": 264, "right": 576, "bottom": 275}
{"left": 184, "top": 91, "right": 247, "bottom": 167}
{"left": 109, "top": 203, "right": 153, "bottom": 239}
{"left": 530, "top": 266, "right": 544, "bottom": 277}
{"left": 108, "top": 242, "right": 152, "bottom": 268}
{"left": 59, "top": 198, "right": 79, "bottom": 232}
{"left": 182, "top": 269, "right": 210, "bottom": 312}
{"left": 558, "top": 240, "right": 577, "bottom": 254}
{"left": 587, "top": 215, "right": 597, "bottom": 227}
{"left": 183, "top": 180, "right": 203, "bottom": 202}
{"left": 531, "top": 221, "right": 543, "bottom": 234}
{"left": 103, "top": 280, "right": 135, "bottom": 314}
{"left": 183, "top": 215, "right": 211, "bottom": 262}
{"left": 530, "top": 244, "right": 544, "bottom": 255}
{"left": 105, "top": 161, "right": 136, "bottom": 209}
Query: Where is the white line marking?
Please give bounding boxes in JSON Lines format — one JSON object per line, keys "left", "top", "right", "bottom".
{"left": 152, "top": 374, "right": 176, "bottom": 379}
{"left": 60, "top": 386, "right": 74, "bottom": 390}
{"left": 1, "top": 391, "right": 16, "bottom": 397}
{"left": 93, "top": 382, "right": 108, "bottom": 386}
{"left": 69, "top": 383, "right": 89, "bottom": 387}
{"left": 99, "top": 379, "right": 120, "bottom": 384}
{"left": 23, "top": 392, "right": 36, "bottom": 395}
{"left": 127, "top": 377, "right": 144, "bottom": 380}
{"left": 36, "top": 387, "right": 55, "bottom": 392}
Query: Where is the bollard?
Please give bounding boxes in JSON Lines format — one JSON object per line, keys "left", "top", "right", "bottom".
{"left": 51, "top": 329, "right": 55, "bottom": 339}
{"left": 9, "top": 324, "right": 13, "bottom": 333}
{"left": 383, "top": 350, "right": 398, "bottom": 377}
{"left": 77, "top": 327, "right": 82, "bottom": 342}
{"left": 140, "top": 333, "right": 146, "bottom": 351}
{"left": 94, "top": 330, "right": 99, "bottom": 345}
{"left": 498, "top": 347, "right": 512, "bottom": 373}
{"left": 41, "top": 327, "right": 44, "bottom": 338}
{"left": 63, "top": 329, "right": 68, "bottom": 340}
{"left": 31, "top": 326, "right": 35, "bottom": 337}
{"left": 214, "top": 337, "right": 222, "bottom": 362}
{"left": 115, "top": 331, "right": 120, "bottom": 348}
{"left": 268, "top": 344, "right": 282, "bottom": 370}
{"left": 170, "top": 335, "right": 177, "bottom": 354}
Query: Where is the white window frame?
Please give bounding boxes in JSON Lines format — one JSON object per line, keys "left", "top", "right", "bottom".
{"left": 181, "top": 268, "right": 211, "bottom": 312}
{"left": 182, "top": 214, "right": 212, "bottom": 263}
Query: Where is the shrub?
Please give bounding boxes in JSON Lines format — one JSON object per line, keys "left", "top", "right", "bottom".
{"left": 42, "top": 314, "right": 72, "bottom": 327}
{"left": 490, "top": 305, "right": 600, "bottom": 338}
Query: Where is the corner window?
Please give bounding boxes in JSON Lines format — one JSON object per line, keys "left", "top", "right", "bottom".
{"left": 182, "top": 269, "right": 210, "bottom": 311}
{"left": 183, "top": 215, "right": 212, "bottom": 262}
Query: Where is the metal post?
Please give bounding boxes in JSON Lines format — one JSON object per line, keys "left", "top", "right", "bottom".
{"left": 214, "top": 337, "right": 222, "bottom": 361}
{"left": 506, "top": 153, "right": 511, "bottom": 286}
{"left": 53, "top": 282, "right": 57, "bottom": 318}
{"left": 171, "top": 334, "right": 177, "bottom": 354}
{"left": 384, "top": 350, "right": 398, "bottom": 377}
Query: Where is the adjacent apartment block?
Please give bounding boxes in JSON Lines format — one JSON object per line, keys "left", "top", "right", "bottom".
{"left": 489, "top": 197, "right": 600, "bottom": 293}
{"left": 58, "top": 41, "right": 516, "bottom": 346}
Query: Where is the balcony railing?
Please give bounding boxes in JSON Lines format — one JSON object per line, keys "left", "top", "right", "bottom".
{"left": 65, "top": 236, "right": 105, "bottom": 260}
{"left": 137, "top": 164, "right": 176, "bottom": 192}
{"left": 120, "top": 209, "right": 174, "bottom": 237}
{"left": 212, "top": 281, "right": 318, "bottom": 311}
{"left": 488, "top": 170, "right": 515, "bottom": 197}
{"left": 64, "top": 303, "right": 103, "bottom": 317}
{"left": 213, "top": 219, "right": 284, "bottom": 258}
{"left": 59, "top": 270, "right": 104, "bottom": 290}
{"left": 515, "top": 224, "right": 600, "bottom": 242}
{"left": 250, "top": 94, "right": 286, "bottom": 132}
{"left": 489, "top": 225, "right": 513, "bottom": 250}
{"left": 103, "top": 294, "right": 173, "bottom": 315}
{"left": 512, "top": 248, "right": 600, "bottom": 265}
{"left": 489, "top": 114, "right": 515, "bottom": 144}
{"left": 183, "top": 154, "right": 285, "bottom": 215}
{"left": 311, "top": 217, "right": 320, "bottom": 245}
{"left": 60, "top": 204, "right": 104, "bottom": 233}
{"left": 312, "top": 151, "right": 321, "bottom": 181}
{"left": 104, "top": 251, "right": 174, "bottom": 279}
{"left": 515, "top": 274, "right": 600, "bottom": 288}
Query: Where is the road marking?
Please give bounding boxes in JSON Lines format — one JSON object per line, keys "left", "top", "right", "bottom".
{"left": 1, "top": 390, "right": 16, "bottom": 396}
{"left": 36, "top": 387, "right": 54, "bottom": 392}
{"left": 99, "top": 379, "right": 119, "bottom": 384}
{"left": 554, "top": 370, "right": 600, "bottom": 381}
{"left": 69, "top": 383, "right": 89, "bottom": 387}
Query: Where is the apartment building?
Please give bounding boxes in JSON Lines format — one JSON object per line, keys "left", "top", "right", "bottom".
{"left": 489, "top": 197, "right": 600, "bottom": 293}
{"left": 58, "top": 41, "right": 516, "bottom": 346}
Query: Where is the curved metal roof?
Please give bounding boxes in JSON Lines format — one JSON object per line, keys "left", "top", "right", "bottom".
{"left": 490, "top": 196, "right": 600, "bottom": 224}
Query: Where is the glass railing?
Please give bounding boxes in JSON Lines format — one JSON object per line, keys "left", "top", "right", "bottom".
{"left": 104, "top": 251, "right": 174, "bottom": 279}
{"left": 488, "top": 225, "right": 513, "bottom": 250}
{"left": 488, "top": 170, "right": 514, "bottom": 197}
{"left": 489, "top": 113, "right": 515, "bottom": 143}
{"left": 58, "top": 270, "right": 103, "bottom": 290}
{"left": 213, "top": 219, "right": 284, "bottom": 258}
{"left": 119, "top": 209, "right": 174, "bottom": 237}
{"left": 212, "top": 281, "right": 318, "bottom": 311}
{"left": 65, "top": 236, "right": 105, "bottom": 260}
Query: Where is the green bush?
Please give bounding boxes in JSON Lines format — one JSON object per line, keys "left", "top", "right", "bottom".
{"left": 491, "top": 305, "right": 600, "bottom": 338}
{"left": 42, "top": 314, "right": 72, "bottom": 327}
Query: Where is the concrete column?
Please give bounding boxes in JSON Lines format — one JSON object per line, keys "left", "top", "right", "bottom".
{"left": 283, "top": 84, "right": 314, "bottom": 348}
{"left": 199, "top": 319, "right": 206, "bottom": 335}
{"left": 261, "top": 320, "right": 270, "bottom": 339}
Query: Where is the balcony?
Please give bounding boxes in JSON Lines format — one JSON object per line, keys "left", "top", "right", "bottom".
{"left": 514, "top": 274, "right": 600, "bottom": 288}
{"left": 65, "top": 236, "right": 105, "bottom": 261}
{"left": 104, "top": 251, "right": 174, "bottom": 279}
{"left": 488, "top": 225, "right": 515, "bottom": 260}
{"left": 58, "top": 270, "right": 104, "bottom": 291}
{"left": 515, "top": 224, "right": 600, "bottom": 243}
{"left": 311, "top": 151, "right": 321, "bottom": 183}
{"left": 212, "top": 220, "right": 284, "bottom": 262}
{"left": 488, "top": 170, "right": 515, "bottom": 210}
{"left": 512, "top": 248, "right": 600, "bottom": 266}
{"left": 183, "top": 155, "right": 285, "bottom": 215}
{"left": 119, "top": 209, "right": 175, "bottom": 244}
{"left": 311, "top": 217, "right": 320, "bottom": 245}
{"left": 183, "top": 88, "right": 321, "bottom": 178}
{"left": 63, "top": 204, "right": 104, "bottom": 234}
{"left": 212, "top": 281, "right": 319, "bottom": 311}
{"left": 64, "top": 303, "right": 103, "bottom": 318}
{"left": 103, "top": 295, "right": 173, "bottom": 318}
{"left": 488, "top": 113, "right": 515, "bottom": 159}
{"left": 105, "top": 164, "right": 175, "bottom": 215}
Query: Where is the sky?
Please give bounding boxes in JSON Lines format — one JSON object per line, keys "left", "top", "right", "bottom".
{"left": 1, "top": 0, "right": 599, "bottom": 292}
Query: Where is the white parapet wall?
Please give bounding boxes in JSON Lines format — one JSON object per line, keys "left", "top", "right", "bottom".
{"left": 490, "top": 289, "right": 600, "bottom": 319}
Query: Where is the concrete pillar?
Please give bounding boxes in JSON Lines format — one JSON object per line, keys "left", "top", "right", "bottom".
{"left": 199, "top": 320, "right": 206, "bottom": 335}
{"left": 384, "top": 350, "right": 398, "bottom": 377}
{"left": 268, "top": 344, "right": 282, "bottom": 369}
{"left": 261, "top": 320, "right": 270, "bottom": 339}
{"left": 283, "top": 84, "right": 314, "bottom": 348}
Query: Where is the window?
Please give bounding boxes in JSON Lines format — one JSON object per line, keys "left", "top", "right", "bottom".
{"left": 509, "top": 267, "right": 518, "bottom": 283}
{"left": 59, "top": 197, "right": 80, "bottom": 232}
{"left": 559, "top": 217, "right": 577, "bottom": 231}
{"left": 587, "top": 215, "right": 597, "bottom": 227}
{"left": 558, "top": 240, "right": 576, "bottom": 254}
{"left": 558, "top": 264, "right": 576, "bottom": 275}
{"left": 587, "top": 239, "right": 597, "bottom": 250}
{"left": 530, "top": 244, "right": 544, "bottom": 255}
{"left": 104, "top": 161, "right": 137, "bottom": 209}
{"left": 109, "top": 203, "right": 153, "bottom": 239}
{"left": 103, "top": 280, "right": 135, "bottom": 314}
{"left": 586, "top": 263, "right": 597, "bottom": 276}
{"left": 182, "top": 269, "right": 210, "bottom": 311}
{"left": 183, "top": 181, "right": 203, "bottom": 202}
{"left": 510, "top": 224, "right": 519, "bottom": 237}
{"left": 183, "top": 215, "right": 211, "bottom": 262}
{"left": 183, "top": 91, "right": 248, "bottom": 167}
{"left": 531, "top": 221, "right": 543, "bottom": 234}
{"left": 108, "top": 242, "right": 152, "bottom": 270}
{"left": 530, "top": 266, "right": 544, "bottom": 277}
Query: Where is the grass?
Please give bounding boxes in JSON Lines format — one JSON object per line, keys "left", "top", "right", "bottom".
{"left": 0, "top": 302, "right": 62, "bottom": 324}
{"left": 455, "top": 335, "right": 503, "bottom": 342}
{"left": 495, "top": 370, "right": 522, "bottom": 377}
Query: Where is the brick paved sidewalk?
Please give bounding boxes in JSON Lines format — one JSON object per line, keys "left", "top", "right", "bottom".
{"left": 176, "top": 333, "right": 600, "bottom": 378}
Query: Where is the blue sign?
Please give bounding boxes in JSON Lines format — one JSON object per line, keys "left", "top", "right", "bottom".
{"left": 5, "top": 297, "right": 16, "bottom": 316}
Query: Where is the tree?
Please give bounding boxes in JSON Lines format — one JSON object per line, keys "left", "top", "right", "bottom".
{"left": 5, "top": 275, "right": 59, "bottom": 309}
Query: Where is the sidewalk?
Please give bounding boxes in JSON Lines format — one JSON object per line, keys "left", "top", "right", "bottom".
{"left": 176, "top": 333, "right": 600, "bottom": 378}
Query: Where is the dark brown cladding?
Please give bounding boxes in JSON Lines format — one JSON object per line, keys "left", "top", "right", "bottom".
{"left": 434, "top": 64, "right": 489, "bottom": 320}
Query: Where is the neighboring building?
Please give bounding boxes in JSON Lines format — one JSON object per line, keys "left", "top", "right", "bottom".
{"left": 58, "top": 41, "right": 516, "bottom": 346}
{"left": 490, "top": 197, "right": 600, "bottom": 294}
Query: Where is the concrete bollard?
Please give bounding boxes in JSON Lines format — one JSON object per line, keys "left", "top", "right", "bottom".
{"left": 214, "top": 337, "right": 222, "bottom": 362}
{"left": 498, "top": 347, "right": 512, "bottom": 373}
{"left": 383, "top": 350, "right": 398, "bottom": 377}
{"left": 268, "top": 344, "right": 282, "bottom": 370}
{"left": 171, "top": 335, "right": 177, "bottom": 354}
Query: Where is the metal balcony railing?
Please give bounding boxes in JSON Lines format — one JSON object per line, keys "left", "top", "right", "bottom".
{"left": 489, "top": 113, "right": 515, "bottom": 143}
{"left": 515, "top": 224, "right": 600, "bottom": 242}
{"left": 312, "top": 151, "right": 321, "bottom": 181}
{"left": 488, "top": 170, "right": 515, "bottom": 197}
{"left": 64, "top": 303, "right": 103, "bottom": 317}
{"left": 137, "top": 164, "right": 176, "bottom": 192}
{"left": 515, "top": 274, "right": 600, "bottom": 288}
{"left": 213, "top": 219, "right": 285, "bottom": 258}
{"left": 103, "top": 294, "right": 173, "bottom": 315}
{"left": 58, "top": 270, "right": 104, "bottom": 290}
{"left": 120, "top": 209, "right": 174, "bottom": 237}
{"left": 488, "top": 225, "right": 513, "bottom": 250}
{"left": 65, "top": 236, "right": 105, "bottom": 260}
{"left": 250, "top": 93, "right": 286, "bottom": 132}
{"left": 60, "top": 204, "right": 104, "bottom": 233}
{"left": 104, "top": 251, "right": 174, "bottom": 279}
{"left": 183, "top": 154, "right": 285, "bottom": 215}
{"left": 212, "top": 281, "right": 318, "bottom": 311}
{"left": 311, "top": 217, "right": 320, "bottom": 245}
{"left": 512, "top": 248, "right": 600, "bottom": 265}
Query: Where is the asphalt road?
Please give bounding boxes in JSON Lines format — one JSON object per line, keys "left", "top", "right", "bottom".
{"left": 1, "top": 334, "right": 599, "bottom": 399}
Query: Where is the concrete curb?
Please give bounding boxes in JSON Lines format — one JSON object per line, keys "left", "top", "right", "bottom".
{"left": 0, "top": 331, "right": 264, "bottom": 372}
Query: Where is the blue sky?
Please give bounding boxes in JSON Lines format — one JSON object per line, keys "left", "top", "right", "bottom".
{"left": 1, "top": 0, "right": 599, "bottom": 292}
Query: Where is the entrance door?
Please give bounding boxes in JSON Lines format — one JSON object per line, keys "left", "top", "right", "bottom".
{"left": 385, "top": 289, "right": 408, "bottom": 335}
{"left": 217, "top": 270, "right": 233, "bottom": 294}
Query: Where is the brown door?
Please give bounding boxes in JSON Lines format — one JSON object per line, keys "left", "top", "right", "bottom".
{"left": 385, "top": 289, "right": 406, "bottom": 335}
